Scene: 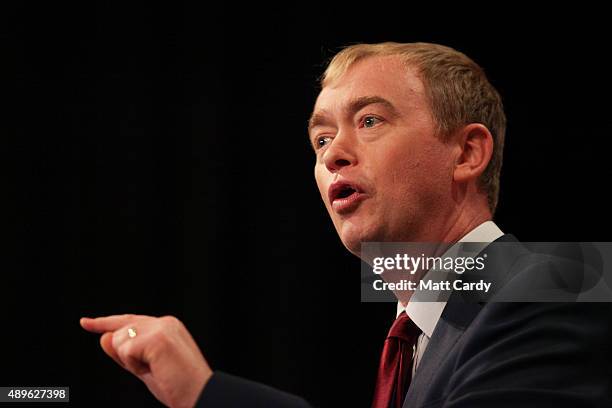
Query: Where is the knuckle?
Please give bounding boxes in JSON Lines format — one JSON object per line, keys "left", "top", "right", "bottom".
{"left": 148, "top": 316, "right": 185, "bottom": 347}
{"left": 160, "top": 315, "right": 180, "bottom": 325}
{"left": 160, "top": 315, "right": 185, "bottom": 332}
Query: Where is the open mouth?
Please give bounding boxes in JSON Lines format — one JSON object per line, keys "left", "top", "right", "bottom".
{"left": 336, "top": 185, "right": 357, "bottom": 200}
{"left": 328, "top": 181, "right": 366, "bottom": 214}
{"left": 329, "top": 182, "right": 361, "bottom": 202}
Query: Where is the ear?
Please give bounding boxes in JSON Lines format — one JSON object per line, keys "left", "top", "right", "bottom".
{"left": 453, "top": 124, "right": 494, "bottom": 183}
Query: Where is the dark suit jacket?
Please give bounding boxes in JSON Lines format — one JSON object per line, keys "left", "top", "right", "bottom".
{"left": 197, "top": 235, "right": 612, "bottom": 407}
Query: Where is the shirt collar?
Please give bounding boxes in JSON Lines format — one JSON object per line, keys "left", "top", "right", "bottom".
{"left": 397, "top": 220, "right": 504, "bottom": 337}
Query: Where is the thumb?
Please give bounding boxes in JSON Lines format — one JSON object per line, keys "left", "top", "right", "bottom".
{"left": 100, "top": 332, "right": 125, "bottom": 369}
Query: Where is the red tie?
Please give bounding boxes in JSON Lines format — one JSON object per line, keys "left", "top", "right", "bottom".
{"left": 372, "top": 311, "right": 422, "bottom": 408}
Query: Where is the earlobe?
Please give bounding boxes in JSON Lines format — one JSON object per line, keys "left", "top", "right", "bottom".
{"left": 453, "top": 124, "right": 494, "bottom": 183}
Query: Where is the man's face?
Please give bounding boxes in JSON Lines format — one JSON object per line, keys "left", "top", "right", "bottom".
{"left": 310, "top": 55, "right": 457, "bottom": 256}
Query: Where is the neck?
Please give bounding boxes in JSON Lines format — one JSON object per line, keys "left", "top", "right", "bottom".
{"left": 438, "top": 202, "right": 492, "bottom": 244}
{"left": 396, "top": 204, "right": 492, "bottom": 308}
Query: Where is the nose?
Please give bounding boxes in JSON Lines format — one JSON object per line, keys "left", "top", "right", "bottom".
{"left": 322, "top": 131, "right": 357, "bottom": 173}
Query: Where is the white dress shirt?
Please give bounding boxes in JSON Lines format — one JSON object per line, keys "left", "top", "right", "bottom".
{"left": 396, "top": 221, "right": 504, "bottom": 376}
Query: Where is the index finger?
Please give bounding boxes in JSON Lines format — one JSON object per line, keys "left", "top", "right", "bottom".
{"left": 80, "top": 314, "right": 141, "bottom": 333}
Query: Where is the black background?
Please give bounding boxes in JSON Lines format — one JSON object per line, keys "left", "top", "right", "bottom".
{"left": 3, "top": 4, "right": 612, "bottom": 407}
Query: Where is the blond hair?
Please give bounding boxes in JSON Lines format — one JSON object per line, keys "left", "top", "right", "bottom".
{"left": 322, "top": 42, "right": 506, "bottom": 213}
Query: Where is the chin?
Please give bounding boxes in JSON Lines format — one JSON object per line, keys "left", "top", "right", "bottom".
{"left": 338, "top": 221, "right": 379, "bottom": 259}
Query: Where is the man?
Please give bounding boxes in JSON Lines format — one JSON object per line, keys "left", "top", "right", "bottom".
{"left": 81, "top": 42, "right": 612, "bottom": 407}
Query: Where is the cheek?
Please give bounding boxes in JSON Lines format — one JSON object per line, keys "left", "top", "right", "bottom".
{"left": 314, "top": 165, "right": 330, "bottom": 204}
{"left": 374, "top": 142, "right": 453, "bottom": 199}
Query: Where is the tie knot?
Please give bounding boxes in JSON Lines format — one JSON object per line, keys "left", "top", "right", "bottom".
{"left": 388, "top": 311, "right": 421, "bottom": 342}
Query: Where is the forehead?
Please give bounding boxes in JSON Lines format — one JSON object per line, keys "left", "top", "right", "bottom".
{"left": 314, "top": 55, "right": 427, "bottom": 114}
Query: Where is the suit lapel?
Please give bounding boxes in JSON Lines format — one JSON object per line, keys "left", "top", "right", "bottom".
{"left": 404, "top": 299, "right": 481, "bottom": 406}
{"left": 403, "top": 234, "right": 525, "bottom": 407}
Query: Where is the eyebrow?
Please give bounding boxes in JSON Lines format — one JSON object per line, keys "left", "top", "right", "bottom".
{"left": 307, "top": 95, "right": 399, "bottom": 136}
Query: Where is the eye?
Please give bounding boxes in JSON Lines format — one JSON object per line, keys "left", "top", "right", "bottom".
{"left": 315, "top": 136, "right": 332, "bottom": 150}
{"left": 362, "top": 115, "right": 383, "bottom": 128}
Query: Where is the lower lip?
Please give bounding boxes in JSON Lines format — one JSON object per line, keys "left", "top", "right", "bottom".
{"left": 332, "top": 192, "right": 367, "bottom": 214}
